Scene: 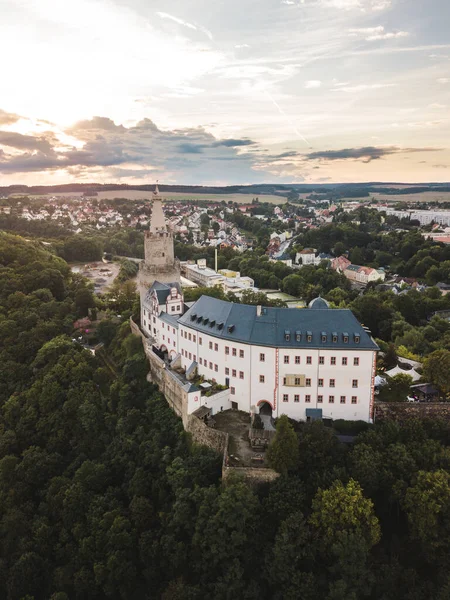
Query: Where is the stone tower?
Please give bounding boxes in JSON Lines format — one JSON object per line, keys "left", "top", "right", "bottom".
{"left": 138, "top": 184, "right": 180, "bottom": 300}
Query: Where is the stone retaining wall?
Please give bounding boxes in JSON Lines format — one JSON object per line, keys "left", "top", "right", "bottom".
{"left": 186, "top": 414, "right": 229, "bottom": 454}
{"left": 375, "top": 401, "right": 450, "bottom": 422}
{"left": 131, "top": 318, "right": 280, "bottom": 485}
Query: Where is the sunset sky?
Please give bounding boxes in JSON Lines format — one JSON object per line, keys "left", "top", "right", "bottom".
{"left": 1, "top": 0, "right": 449, "bottom": 185}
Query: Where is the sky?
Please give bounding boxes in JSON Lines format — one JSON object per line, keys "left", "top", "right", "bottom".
{"left": 0, "top": 0, "right": 449, "bottom": 186}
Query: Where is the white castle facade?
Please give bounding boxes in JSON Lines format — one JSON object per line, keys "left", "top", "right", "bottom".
{"left": 139, "top": 187, "right": 378, "bottom": 423}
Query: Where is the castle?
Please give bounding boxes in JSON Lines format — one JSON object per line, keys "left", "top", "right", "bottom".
{"left": 139, "top": 186, "right": 378, "bottom": 423}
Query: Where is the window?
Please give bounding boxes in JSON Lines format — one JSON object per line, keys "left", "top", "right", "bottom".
{"left": 209, "top": 361, "right": 213, "bottom": 369}
{"left": 177, "top": 305, "right": 180, "bottom": 311}
{"left": 330, "top": 379, "right": 335, "bottom": 387}
{"left": 193, "top": 335, "right": 196, "bottom": 342}
{"left": 232, "top": 348, "right": 237, "bottom": 357}
{"left": 209, "top": 341, "right": 213, "bottom": 350}
{"left": 329, "top": 395, "right": 335, "bottom": 403}
{"left": 153, "top": 317, "right": 156, "bottom": 323}
{"left": 354, "top": 357, "right": 359, "bottom": 366}
{"left": 354, "top": 335, "right": 360, "bottom": 344}
{"left": 285, "top": 332, "right": 290, "bottom": 342}
{"left": 306, "top": 378, "right": 311, "bottom": 387}
{"left": 307, "top": 333, "right": 312, "bottom": 342}
{"left": 351, "top": 396, "right": 358, "bottom": 404}
{"left": 171, "top": 306, "right": 175, "bottom": 312}
{"left": 319, "top": 356, "right": 324, "bottom": 365}
{"left": 188, "top": 333, "right": 192, "bottom": 341}
{"left": 225, "top": 346, "right": 230, "bottom": 355}
{"left": 259, "top": 375, "right": 265, "bottom": 383}
{"left": 305, "top": 394, "right": 311, "bottom": 403}
{"left": 352, "top": 379, "right": 358, "bottom": 388}
{"left": 144, "top": 320, "right": 147, "bottom": 327}
{"left": 215, "top": 364, "right": 218, "bottom": 372}
{"left": 295, "top": 331, "right": 301, "bottom": 342}
{"left": 343, "top": 334, "right": 349, "bottom": 343}
{"left": 321, "top": 334, "right": 327, "bottom": 343}
{"left": 294, "top": 394, "right": 300, "bottom": 402}
{"left": 168, "top": 338, "right": 170, "bottom": 345}
{"left": 232, "top": 369, "right": 237, "bottom": 377}
{"left": 231, "top": 387, "right": 235, "bottom": 395}
{"left": 295, "top": 377, "right": 301, "bottom": 385}
{"left": 283, "top": 394, "right": 289, "bottom": 402}
{"left": 331, "top": 357, "right": 336, "bottom": 365}
{"left": 225, "top": 367, "right": 230, "bottom": 375}
{"left": 306, "top": 356, "right": 312, "bottom": 365}
{"left": 173, "top": 328, "right": 176, "bottom": 334}
{"left": 260, "top": 353, "right": 265, "bottom": 362}
{"left": 199, "top": 337, "right": 202, "bottom": 345}
{"left": 342, "top": 357, "right": 348, "bottom": 366}
{"left": 239, "top": 371, "right": 244, "bottom": 379}
{"left": 214, "top": 343, "right": 218, "bottom": 352}
{"left": 162, "top": 323, "right": 165, "bottom": 329}
{"left": 162, "top": 335, "right": 165, "bottom": 341}
{"left": 284, "top": 356, "right": 289, "bottom": 364}
{"left": 239, "top": 349, "right": 244, "bottom": 358}
{"left": 189, "top": 352, "right": 191, "bottom": 360}
{"left": 340, "top": 395, "right": 346, "bottom": 404}
{"left": 153, "top": 328, "right": 156, "bottom": 334}
{"left": 317, "top": 395, "right": 323, "bottom": 403}
{"left": 318, "top": 378, "right": 324, "bottom": 387}
{"left": 295, "top": 356, "right": 301, "bottom": 364}
{"left": 283, "top": 377, "right": 287, "bottom": 385}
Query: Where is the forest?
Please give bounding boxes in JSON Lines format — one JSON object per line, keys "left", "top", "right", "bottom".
{"left": 3, "top": 233, "right": 450, "bottom": 599}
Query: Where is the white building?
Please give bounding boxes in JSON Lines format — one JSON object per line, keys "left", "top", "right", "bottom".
{"left": 143, "top": 288, "right": 378, "bottom": 423}
{"left": 140, "top": 185, "right": 378, "bottom": 424}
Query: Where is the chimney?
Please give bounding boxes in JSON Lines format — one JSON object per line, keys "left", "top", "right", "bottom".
{"left": 215, "top": 248, "right": 218, "bottom": 272}
{"left": 257, "top": 305, "right": 262, "bottom": 317}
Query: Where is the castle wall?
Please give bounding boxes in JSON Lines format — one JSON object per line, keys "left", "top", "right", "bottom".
{"left": 375, "top": 401, "right": 450, "bottom": 422}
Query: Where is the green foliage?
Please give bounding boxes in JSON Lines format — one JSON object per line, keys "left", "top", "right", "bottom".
{"left": 117, "top": 259, "right": 139, "bottom": 282}
{"left": 423, "top": 350, "right": 450, "bottom": 396}
{"left": 267, "top": 415, "right": 300, "bottom": 475}
{"left": 379, "top": 373, "right": 414, "bottom": 402}
{"left": 310, "top": 479, "right": 381, "bottom": 549}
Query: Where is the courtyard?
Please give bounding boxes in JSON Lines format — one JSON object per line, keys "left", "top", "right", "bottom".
{"left": 213, "top": 410, "right": 270, "bottom": 468}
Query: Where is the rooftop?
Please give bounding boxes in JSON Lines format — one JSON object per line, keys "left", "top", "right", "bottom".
{"left": 178, "top": 296, "right": 378, "bottom": 350}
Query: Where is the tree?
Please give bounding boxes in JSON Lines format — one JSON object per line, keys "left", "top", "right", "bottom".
{"left": 404, "top": 470, "right": 450, "bottom": 560}
{"left": 423, "top": 350, "right": 450, "bottom": 396}
{"left": 310, "top": 479, "right": 381, "bottom": 550}
{"left": 267, "top": 415, "right": 299, "bottom": 475}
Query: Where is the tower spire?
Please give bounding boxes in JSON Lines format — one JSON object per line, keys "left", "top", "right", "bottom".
{"left": 150, "top": 181, "right": 166, "bottom": 233}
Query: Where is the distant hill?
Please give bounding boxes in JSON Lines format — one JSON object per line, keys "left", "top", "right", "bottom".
{"left": 1, "top": 182, "right": 449, "bottom": 198}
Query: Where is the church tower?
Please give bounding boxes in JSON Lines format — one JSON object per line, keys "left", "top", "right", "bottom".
{"left": 138, "top": 184, "right": 180, "bottom": 300}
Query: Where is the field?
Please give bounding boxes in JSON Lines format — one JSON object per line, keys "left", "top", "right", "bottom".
{"left": 97, "top": 190, "right": 286, "bottom": 204}
{"left": 20, "top": 189, "right": 287, "bottom": 204}
{"left": 371, "top": 191, "right": 450, "bottom": 203}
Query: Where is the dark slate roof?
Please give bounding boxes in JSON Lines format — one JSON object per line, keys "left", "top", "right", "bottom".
{"left": 178, "top": 296, "right": 379, "bottom": 350}
{"left": 308, "top": 297, "right": 330, "bottom": 310}
{"left": 147, "top": 281, "right": 182, "bottom": 304}
{"left": 159, "top": 312, "right": 179, "bottom": 328}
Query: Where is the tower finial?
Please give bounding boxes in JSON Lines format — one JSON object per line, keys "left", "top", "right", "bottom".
{"left": 154, "top": 180, "right": 160, "bottom": 196}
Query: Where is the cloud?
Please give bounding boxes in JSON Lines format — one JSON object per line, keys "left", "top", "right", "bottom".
{"left": 0, "top": 109, "right": 21, "bottom": 126}
{"left": 304, "top": 80, "right": 322, "bottom": 89}
{"left": 235, "top": 44, "right": 250, "bottom": 49}
{"left": 0, "top": 115, "right": 265, "bottom": 184}
{"left": 303, "top": 146, "right": 442, "bottom": 163}
{"left": 0, "top": 130, "right": 55, "bottom": 153}
{"left": 437, "top": 78, "right": 449, "bottom": 84}
{"left": 331, "top": 82, "right": 396, "bottom": 93}
{"left": 349, "top": 26, "right": 409, "bottom": 41}
{"left": 429, "top": 103, "right": 447, "bottom": 109}
{"left": 156, "top": 11, "right": 213, "bottom": 40}
{"left": 433, "top": 164, "right": 449, "bottom": 169}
